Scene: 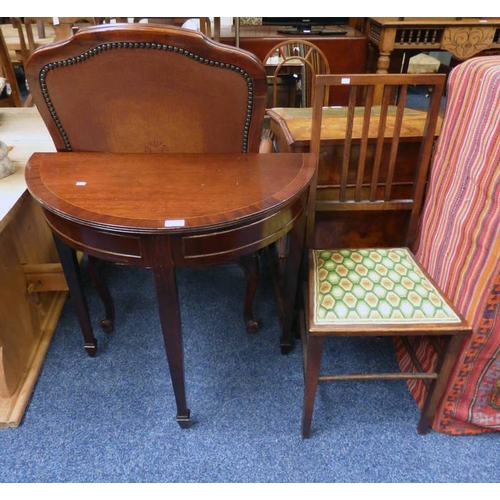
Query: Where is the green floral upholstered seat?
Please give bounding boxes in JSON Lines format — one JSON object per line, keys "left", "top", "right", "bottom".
{"left": 311, "top": 248, "right": 461, "bottom": 327}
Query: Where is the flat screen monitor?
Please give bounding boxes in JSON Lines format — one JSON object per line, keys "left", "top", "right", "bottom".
{"left": 262, "top": 17, "right": 350, "bottom": 35}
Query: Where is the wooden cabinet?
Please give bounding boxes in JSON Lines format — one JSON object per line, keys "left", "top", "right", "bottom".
{"left": 0, "top": 108, "right": 67, "bottom": 427}
{"left": 364, "top": 17, "right": 500, "bottom": 74}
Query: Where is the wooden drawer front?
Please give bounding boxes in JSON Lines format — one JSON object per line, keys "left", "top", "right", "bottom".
{"left": 44, "top": 210, "right": 142, "bottom": 264}
{"left": 180, "top": 194, "right": 306, "bottom": 264}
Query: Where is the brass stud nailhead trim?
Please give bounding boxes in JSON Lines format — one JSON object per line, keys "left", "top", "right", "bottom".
{"left": 39, "top": 41, "right": 255, "bottom": 152}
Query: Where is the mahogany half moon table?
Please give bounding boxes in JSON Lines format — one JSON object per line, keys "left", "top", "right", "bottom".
{"left": 25, "top": 151, "right": 316, "bottom": 427}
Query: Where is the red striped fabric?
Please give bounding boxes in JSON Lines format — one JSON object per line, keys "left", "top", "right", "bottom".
{"left": 395, "top": 56, "right": 500, "bottom": 434}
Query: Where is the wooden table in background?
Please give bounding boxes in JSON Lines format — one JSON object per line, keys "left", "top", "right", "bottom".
{"left": 364, "top": 17, "right": 500, "bottom": 74}
{"left": 0, "top": 107, "right": 65, "bottom": 428}
{"left": 267, "top": 106, "right": 442, "bottom": 249}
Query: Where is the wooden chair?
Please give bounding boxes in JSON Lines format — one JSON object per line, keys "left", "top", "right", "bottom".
{"left": 8, "top": 17, "right": 96, "bottom": 106}
{"left": 25, "top": 23, "right": 270, "bottom": 337}
{"left": 98, "top": 18, "right": 213, "bottom": 37}
{"left": 23, "top": 17, "right": 96, "bottom": 51}
{"left": 300, "top": 73, "right": 472, "bottom": 438}
{"left": 263, "top": 40, "right": 330, "bottom": 108}
{"left": 262, "top": 40, "right": 330, "bottom": 274}
{"left": 0, "top": 26, "right": 24, "bottom": 107}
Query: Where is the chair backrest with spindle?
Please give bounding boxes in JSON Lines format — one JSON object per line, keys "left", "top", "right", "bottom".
{"left": 23, "top": 17, "right": 96, "bottom": 53}
{"left": 263, "top": 39, "right": 330, "bottom": 108}
{"left": 307, "top": 73, "right": 446, "bottom": 249}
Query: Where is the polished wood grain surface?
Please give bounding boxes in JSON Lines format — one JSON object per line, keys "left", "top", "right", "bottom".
{"left": 24, "top": 22, "right": 271, "bottom": 335}
{"left": 267, "top": 106, "right": 440, "bottom": 147}
{"left": 25, "top": 150, "right": 316, "bottom": 426}
{"left": 25, "top": 152, "right": 315, "bottom": 232}
{"left": 365, "top": 17, "right": 500, "bottom": 74}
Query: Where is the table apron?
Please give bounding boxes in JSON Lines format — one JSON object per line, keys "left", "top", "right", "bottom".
{"left": 42, "top": 191, "right": 308, "bottom": 267}
{"left": 178, "top": 194, "right": 306, "bottom": 265}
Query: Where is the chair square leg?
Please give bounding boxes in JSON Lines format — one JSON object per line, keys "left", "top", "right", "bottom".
{"left": 300, "top": 248, "right": 470, "bottom": 438}
{"left": 418, "top": 335, "right": 465, "bottom": 434}
{"left": 301, "top": 334, "right": 324, "bottom": 439}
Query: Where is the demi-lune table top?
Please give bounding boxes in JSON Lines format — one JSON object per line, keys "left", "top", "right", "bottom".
{"left": 25, "top": 152, "right": 315, "bottom": 234}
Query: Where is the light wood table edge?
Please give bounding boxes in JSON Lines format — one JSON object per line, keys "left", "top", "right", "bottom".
{"left": 0, "top": 106, "right": 65, "bottom": 429}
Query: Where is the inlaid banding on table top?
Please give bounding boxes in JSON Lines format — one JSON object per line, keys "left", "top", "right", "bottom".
{"left": 38, "top": 41, "right": 256, "bottom": 153}
{"left": 312, "top": 248, "right": 462, "bottom": 327}
{"left": 25, "top": 152, "right": 315, "bottom": 234}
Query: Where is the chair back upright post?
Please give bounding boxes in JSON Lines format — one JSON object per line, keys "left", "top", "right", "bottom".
{"left": 307, "top": 73, "right": 446, "bottom": 250}
{"left": 306, "top": 75, "right": 325, "bottom": 246}
{"left": 23, "top": 17, "right": 96, "bottom": 54}
{"left": 0, "top": 26, "right": 23, "bottom": 107}
{"left": 9, "top": 17, "right": 31, "bottom": 68}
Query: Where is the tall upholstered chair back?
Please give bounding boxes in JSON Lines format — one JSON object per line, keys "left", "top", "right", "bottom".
{"left": 396, "top": 56, "right": 500, "bottom": 434}
{"left": 25, "top": 24, "right": 269, "bottom": 334}
{"left": 25, "top": 24, "right": 268, "bottom": 154}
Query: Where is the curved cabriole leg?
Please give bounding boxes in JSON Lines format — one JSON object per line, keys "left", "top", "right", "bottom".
{"left": 87, "top": 255, "right": 115, "bottom": 332}
{"left": 240, "top": 253, "right": 260, "bottom": 334}
{"left": 53, "top": 236, "right": 98, "bottom": 357}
